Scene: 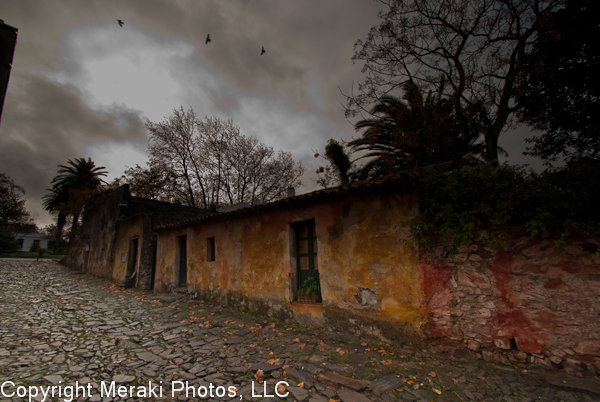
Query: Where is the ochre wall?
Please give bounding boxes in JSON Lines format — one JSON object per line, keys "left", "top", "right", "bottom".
{"left": 421, "top": 230, "right": 600, "bottom": 376}
{"left": 112, "top": 214, "right": 144, "bottom": 285}
{"left": 154, "top": 192, "right": 424, "bottom": 341}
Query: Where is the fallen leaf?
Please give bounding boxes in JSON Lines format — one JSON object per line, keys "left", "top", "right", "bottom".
{"left": 361, "top": 342, "right": 368, "bottom": 346}
{"left": 396, "top": 388, "right": 403, "bottom": 392}
{"left": 266, "top": 359, "right": 280, "bottom": 365}
{"left": 452, "top": 379, "right": 458, "bottom": 385}
{"left": 282, "top": 365, "right": 289, "bottom": 370}
{"left": 319, "top": 342, "right": 327, "bottom": 346}
{"left": 277, "top": 384, "right": 286, "bottom": 393}
{"left": 299, "top": 344, "right": 306, "bottom": 349}
{"left": 407, "top": 381, "right": 414, "bottom": 385}
{"left": 381, "top": 360, "right": 393, "bottom": 366}
{"left": 297, "top": 382, "right": 304, "bottom": 389}
{"left": 271, "top": 323, "right": 276, "bottom": 328}
{"left": 433, "top": 388, "right": 442, "bottom": 395}
{"left": 254, "top": 369, "right": 264, "bottom": 381}
{"left": 293, "top": 338, "right": 300, "bottom": 343}
{"left": 269, "top": 351, "right": 274, "bottom": 355}
{"left": 428, "top": 372, "right": 437, "bottom": 378}
{"left": 477, "top": 376, "right": 485, "bottom": 381}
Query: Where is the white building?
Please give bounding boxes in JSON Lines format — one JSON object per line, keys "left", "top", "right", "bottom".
{"left": 14, "top": 233, "right": 50, "bottom": 252}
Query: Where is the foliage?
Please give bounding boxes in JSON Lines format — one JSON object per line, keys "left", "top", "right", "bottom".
{"left": 44, "top": 158, "right": 107, "bottom": 252}
{"left": 0, "top": 234, "right": 20, "bottom": 252}
{"left": 347, "top": 0, "right": 562, "bottom": 162}
{"left": 133, "top": 107, "right": 305, "bottom": 208}
{"left": 29, "top": 240, "right": 41, "bottom": 253}
{"left": 47, "top": 239, "right": 68, "bottom": 255}
{"left": 411, "top": 158, "right": 600, "bottom": 245}
{"left": 0, "top": 251, "right": 65, "bottom": 259}
{"left": 298, "top": 276, "right": 321, "bottom": 296}
{"left": 0, "top": 173, "right": 35, "bottom": 234}
{"left": 516, "top": 0, "right": 600, "bottom": 164}
{"left": 349, "top": 83, "right": 487, "bottom": 179}
{"left": 315, "top": 139, "right": 355, "bottom": 188}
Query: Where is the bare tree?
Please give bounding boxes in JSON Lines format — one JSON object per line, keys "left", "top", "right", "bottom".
{"left": 142, "top": 107, "right": 305, "bottom": 209}
{"left": 346, "top": 0, "right": 563, "bottom": 162}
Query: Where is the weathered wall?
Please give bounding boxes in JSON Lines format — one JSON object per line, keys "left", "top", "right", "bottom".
{"left": 65, "top": 185, "right": 214, "bottom": 288}
{"left": 155, "top": 192, "right": 424, "bottom": 342}
{"left": 112, "top": 214, "right": 144, "bottom": 285}
{"left": 421, "top": 229, "right": 600, "bottom": 376}
{"left": 63, "top": 185, "right": 129, "bottom": 277}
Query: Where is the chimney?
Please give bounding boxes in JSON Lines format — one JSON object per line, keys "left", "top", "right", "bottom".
{"left": 287, "top": 188, "right": 295, "bottom": 198}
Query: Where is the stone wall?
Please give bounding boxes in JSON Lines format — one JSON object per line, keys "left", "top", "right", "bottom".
{"left": 421, "top": 229, "right": 600, "bottom": 376}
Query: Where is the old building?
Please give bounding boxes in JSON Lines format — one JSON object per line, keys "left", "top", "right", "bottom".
{"left": 64, "top": 185, "right": 216, "bottom": 289}
{"left": 152, "top": 165, "right": 447, "bottom": 343}
{"left": 151, "top": 164, "right": 600, "bottom": 375}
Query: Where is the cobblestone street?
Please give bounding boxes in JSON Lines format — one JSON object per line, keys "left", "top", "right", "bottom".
{"left": 0, "top": 260, "right": 598, "bottom": 402}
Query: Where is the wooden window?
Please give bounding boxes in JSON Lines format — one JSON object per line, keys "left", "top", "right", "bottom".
{"left": 207, "top": 237, "right": 215, "bottom": 262}
{"left": 294, "top": 220, "right": 321, "bottom": 303}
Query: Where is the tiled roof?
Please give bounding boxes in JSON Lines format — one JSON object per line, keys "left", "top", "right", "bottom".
{"left": 155, "top": 162, "right": 453, "bottom": 232}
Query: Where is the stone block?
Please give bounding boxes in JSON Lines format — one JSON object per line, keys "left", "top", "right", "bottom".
{"left": 370, "top": 376, "right": 404, "bottom": 394}
{"left": 338, "top": 389, "right": 370, "bottom": 402}
{"left": 562, "top": 358, "right": 597, "bottom": 377}
{"left": 494, "top": 338, "right": 512, "bottom": 350}
{"left": 453, "top": 253, "right": 469, "bottom": 262}
{"left": 317, "top": 372, "right": 369, "bottom": 391}
{"left": 286, "top": 368, "right": 314, "bottom": 389}
{"left": 467, "top": 340, "right": 480, "bottom": 351}
{"left": 287, "top": 386, "right": 309, "bottom": 402}
{"left": 468, "top": 254, "right": 482, "bottom": 262}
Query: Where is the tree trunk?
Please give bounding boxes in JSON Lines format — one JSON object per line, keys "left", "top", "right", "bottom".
{"left": 54, "top": 213, "right": 66, "bottom": 255}
{"left": 67, "top": 213, "right": 79, "bottom": 254}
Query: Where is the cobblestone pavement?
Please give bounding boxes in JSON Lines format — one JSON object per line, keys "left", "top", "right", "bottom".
{"left": 1, "top": 260, "right": 598, "bottom": 402}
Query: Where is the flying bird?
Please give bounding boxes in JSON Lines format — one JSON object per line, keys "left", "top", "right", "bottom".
{"left": 118, "top": 20, "right": 124, "bottom": 27}
{"left": 261, "top": 46, "right": 266, "bottom": 55}
{"left": 205, "top": 34, "right": 211, "bottom": 44}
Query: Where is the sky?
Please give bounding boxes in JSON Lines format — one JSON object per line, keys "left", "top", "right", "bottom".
{"left": 0, "top": 0, "right": 544, "bottom": 229}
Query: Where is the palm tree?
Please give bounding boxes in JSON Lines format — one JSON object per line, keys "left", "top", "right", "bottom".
{"left": 350, "top": 82, "right": 486, "bottom": 180}
{"left": 42, "top": 186, "right": 70, "bottom": 255}
{"left": 46, "top": 158, "right": 107, "bottom": 249}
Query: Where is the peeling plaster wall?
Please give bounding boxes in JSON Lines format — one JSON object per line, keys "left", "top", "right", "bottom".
{"left": 421, "top": 230, "right": 600, "bottom": 376}
{"left": 155, "top": 192, "right": 425, "bottom": 342}
{"left": 112, "top": 214, "right": 156, "bottom": 289}
{"left": 63, "top": 185, "right": 128, "bottom": 277}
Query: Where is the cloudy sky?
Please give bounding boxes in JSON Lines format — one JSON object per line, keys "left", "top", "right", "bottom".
{"left": 1, "top": 0, "right": 542, "bottom": 228}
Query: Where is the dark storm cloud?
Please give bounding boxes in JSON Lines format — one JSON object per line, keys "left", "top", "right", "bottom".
{"left": 0, "top": 71, "right": 146, "bottom": 226}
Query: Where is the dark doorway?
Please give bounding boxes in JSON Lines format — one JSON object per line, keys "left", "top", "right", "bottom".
{"left": 150, "top": 242, "right": 157, "bottom": 290}
{"left": 177, "top": 235, "right": 187, "bottom": 286}
{"left": 125, "top": 238, "right": 138, "bottom": 288}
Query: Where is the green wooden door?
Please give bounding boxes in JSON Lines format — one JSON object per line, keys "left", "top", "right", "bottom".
{"left": 296, "top": 220, "right": 319, "bottom": 291}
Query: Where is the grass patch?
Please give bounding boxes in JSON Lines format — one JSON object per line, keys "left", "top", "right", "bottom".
{"left": 0, "top": 252, "right": 65, "bottom": 259}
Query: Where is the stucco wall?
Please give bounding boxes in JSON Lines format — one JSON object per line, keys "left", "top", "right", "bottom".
{"left": 154, "top": 192, "right": 424, "bottom": 342}
{"left": 421, "top": 229, "right": 600, "bottom": 376}
{"left": 112, "top": 214, "right": 144, "bottom": 285}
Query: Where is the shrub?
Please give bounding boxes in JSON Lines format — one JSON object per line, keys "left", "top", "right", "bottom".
{"left": 411, "top": 158, "right": 600, "bottom": 245}
{"left": 0, "top": 234, "right": 20, "bottom": 252}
